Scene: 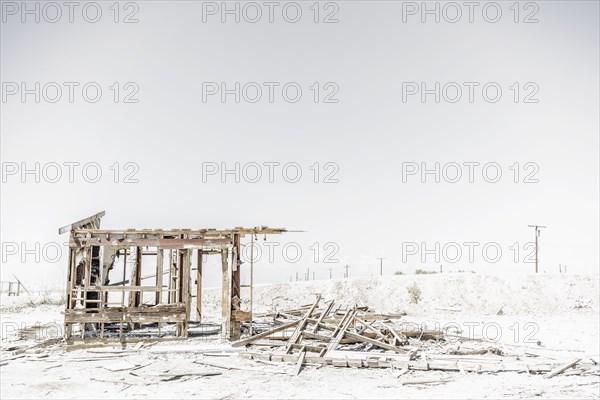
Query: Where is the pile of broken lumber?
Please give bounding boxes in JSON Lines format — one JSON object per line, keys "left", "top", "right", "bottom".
{"left": 233, "top": 295, "right": 599, "bottom": 377}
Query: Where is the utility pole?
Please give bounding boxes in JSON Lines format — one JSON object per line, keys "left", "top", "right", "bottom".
{"left": 306, "top": 268, "right": 309, "bottom": 281}
{"left": 528, "top": 225, "right": 547, "bottom": 273}
{"left": 312, "top": 272, "right": 316, "bottom": 280}
{"left": 328, "top": 268, "right": 333, "bottom": 279}
{"left": 295, "top": 271, "right": 298, "bottom": 281}
{"left": 440, "top": 264, "right": 443, "bottom": 274}
{"left": 344, "top": 264, "right": 350, "bottom": 278}
{"left": 559, "top": 264, "right": 562, "bottom": 273}
{"left": 376, "top": 258, "right": 385, "bottom": 276}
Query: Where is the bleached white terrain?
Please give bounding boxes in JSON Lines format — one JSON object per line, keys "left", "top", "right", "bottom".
{"left": 1, "top": 273, "right": 599, "bottom": 399}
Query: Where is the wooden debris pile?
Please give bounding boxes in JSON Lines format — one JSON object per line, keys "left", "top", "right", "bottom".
{"left": 232, "top": 295, "right": 600, "bottom": 377}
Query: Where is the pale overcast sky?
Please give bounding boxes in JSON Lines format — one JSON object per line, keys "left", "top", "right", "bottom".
{"left": 1, "top": 1, "right": 598, "bottom": 289}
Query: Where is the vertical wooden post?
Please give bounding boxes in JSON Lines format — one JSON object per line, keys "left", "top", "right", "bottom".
{"left": 119, "top": 249, "right": 127, "bottom": 339}
{"left": 221, "top": 247, "right": 232, "bottom": 339}
{"left": 81, "top": 247, "right": 92, "bottom": 337}
{"left": 231, "top": 234, "right": 241, "bottom": 340}
{"left": 129, "top": 247, "right": 142, "bottom": 307}
{"left": 65, "top": 247, "right": 75, "bottom": 340}
{"left": 168, "top": 249, "right": 174, "bottom": 304}
{"left": 249, "top": 234, "right": 254, "bottom": 336}
{"left": 196, "top": 250, "right": 203, "bottom": 321}
{"left": 155, "top": 248, "right": 164, "bottom": 305}
{"left": 182, "top": 249, "right": 191, "bottom": 337}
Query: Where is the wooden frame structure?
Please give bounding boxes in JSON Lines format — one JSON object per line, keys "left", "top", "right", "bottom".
{"left": 59, "top": 211, "right": 285, "bottom": 341}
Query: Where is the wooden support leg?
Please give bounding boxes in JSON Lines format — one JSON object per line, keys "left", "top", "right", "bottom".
{"left": 183, "top": 249, "right": 191, "bottom": 337}
{"left": 64, "top": 248, "right": 76, "bottom": 340}
{"left": 231, "top": 235, "right": 241, "bottom": 340}
{"left": 196, "top": 250, "right": 203, "bottom": 322}
{"left": 155, "top": 249, "right": 164, "bottom": 305}
{"left": 221, "top": 248, "right": 232, "bottom": 339}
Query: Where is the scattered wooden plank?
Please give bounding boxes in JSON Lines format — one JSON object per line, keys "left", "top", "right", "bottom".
{"left": 0, "top": 354, "right": 25, "bottom": 362}
{"left": 192, "top": 360, "right": 288, "bottom": 375}
{"left": 344, "top": 331, "right": 410, "bottom": 353}
{"left": 294, "top": 348, "right": 306, "bottom": 376}
{"left": 380, "top": 322, "right": 407, "bottom": 345}
{"left": 232, "top": 320, "right": 300, "bottom": 348}
{"left": 545, "top": 358, "right": 581, "bottom": 379}
{"left": 312, "top": 300, "right": 335, "bottom": 334}
{"left": 285, "top": 295, "right": 322, "bottom": 354}
{"left": 322, "top": 308, "right": 356, "bottom": 356}
{"left": 355, "top": 317, "right": 388, "bottom": 341}
{"left": 402, "top": 378, "right": 452, "bottom": 386}
{"left": 159, "top": 372, "right": 222, "bottom": 381}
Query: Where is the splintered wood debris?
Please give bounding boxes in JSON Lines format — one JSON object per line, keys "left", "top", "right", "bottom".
{"left": 232, "top": 295, "right": 599, "bottom": 377}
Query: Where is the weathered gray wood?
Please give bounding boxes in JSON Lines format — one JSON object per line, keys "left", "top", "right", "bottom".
{"left": 545, "top": 358, "right": 581, "bottom": 378}
{"left": 232, "top": 320, "right": 300, "bottom": 347}
{"left": 294, "top": 348, "right": 306, "bottom": 376}
{"left": 284, "top": 295, "right": 321, "bottom": 354}
{"left": 343, "top": 331, "right": 411, "bottom": 353}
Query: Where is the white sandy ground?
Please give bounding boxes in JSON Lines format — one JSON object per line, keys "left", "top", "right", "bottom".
{"left": 1, "top": 273, "right": 599, "bottom": 399}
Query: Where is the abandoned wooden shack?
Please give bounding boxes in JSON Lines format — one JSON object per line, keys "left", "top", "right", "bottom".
{"left": 59, "top": 211, "right": 286, "bottom": 342}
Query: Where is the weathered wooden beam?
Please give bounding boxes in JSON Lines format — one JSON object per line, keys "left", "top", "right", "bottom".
{"left": 232, "top": 320, "right": 300, "bottom": 347}
{"left": 196, "top": 250, "right": 202, "bottom": 321}
{"left": 70, "top": 237, "right": 232, "bottom": 249}
{"left": 343, "top": 331, "right": 411, "bottom": 353}
{"left": 221, "top": 248, "right": 232, "bottom": 339}
{"left": 156, "top": 249, "right": 164, "bottom": 305}
{"left": 545, "top": 358, "right": 581, "bottom": 378}
{"left": 71, "top": 227, "right": 286, "bottom": 237}
{"left": 285, "top": 295, "right": 322, "bottom": 354}
{"left": 59, "top": 211, "right": 105, "bottom": 234}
